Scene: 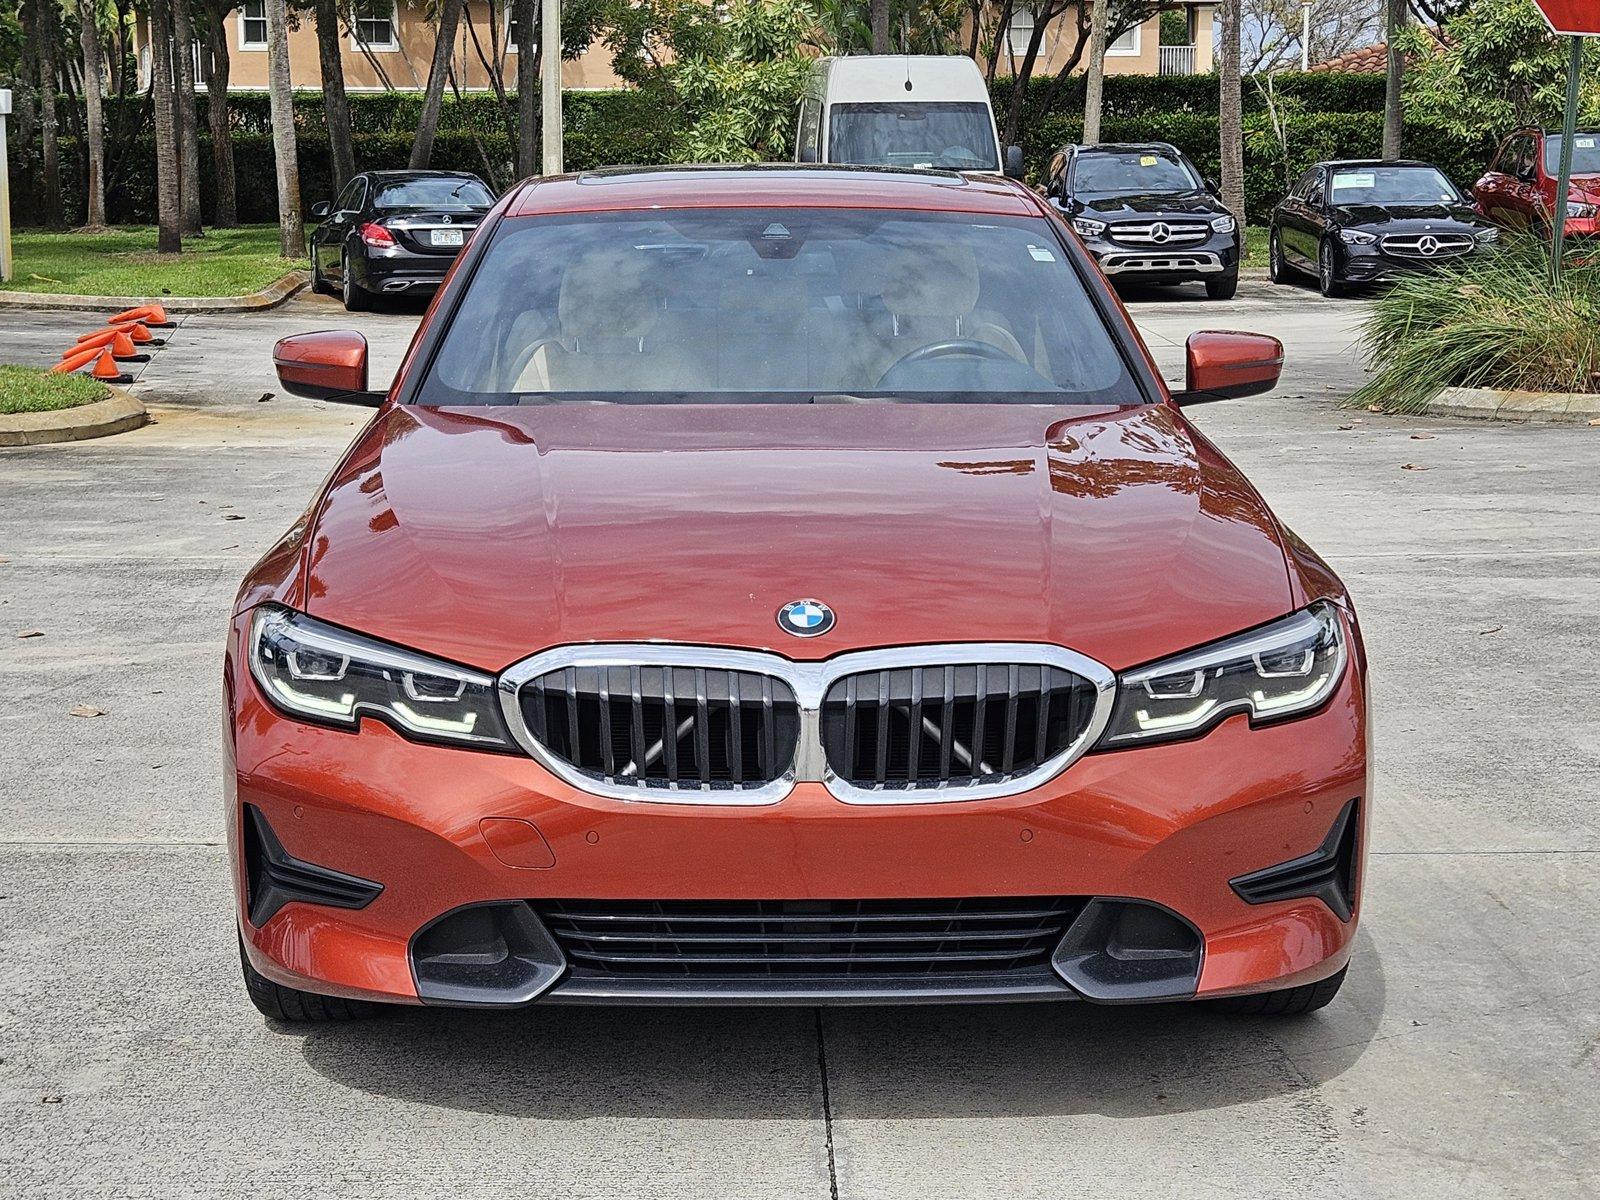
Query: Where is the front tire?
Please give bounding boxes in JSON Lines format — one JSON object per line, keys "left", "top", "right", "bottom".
{"left": 1204, "top": 270, "right": 1239, "bottom": 300}
{"left": 341, "top": 252, "right": 373, "bottom": 312}
{"left": 239, "top": 934, "right": 386, "bottom": 1023}
{"left": 1268, "top": 227, "right": 1291, "bottom": 284}
{"left": 310, "top": 253, "right": 332, "bottom": 296}
{"left": 1318, "top": 240, "right": 1349, "bottom": 298}
{"left": 1208, "top": 965, "right": 1347, "bottom": 1016}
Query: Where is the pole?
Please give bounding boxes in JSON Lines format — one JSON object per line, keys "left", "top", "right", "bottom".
{"left": 1551, "top": 34, "right": 1582, "bottom": 286}
{"left": 1301, "top": 3, "right": 1311, "bottom": 71}
{"left": 540, "top": 0, "right": 562, "bottom": 175}
{"left": 0, "top": 89, "right": 11, "bottom": 283}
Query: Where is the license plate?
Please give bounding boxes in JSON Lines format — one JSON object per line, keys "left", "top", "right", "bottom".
{"left": 431, "top": 229, "right": 465, "bottom": 247}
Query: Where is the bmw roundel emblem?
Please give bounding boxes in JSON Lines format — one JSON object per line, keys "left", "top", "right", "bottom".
{"left": 777, "top": 598, "right": 835, "bottom": 638}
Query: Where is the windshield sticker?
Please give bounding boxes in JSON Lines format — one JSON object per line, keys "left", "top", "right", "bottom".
{"left": 1028, "top": 245, "right": 1057, "bottom": 262}
{"left": 1140, "top": 154, "right": 1158, "bottom": 167}
{"left": 1333, "top": 171, "right": 1376, "bottom": 190}
{"left": 1578, "top": 137, "right": 1597, "bottom": 150}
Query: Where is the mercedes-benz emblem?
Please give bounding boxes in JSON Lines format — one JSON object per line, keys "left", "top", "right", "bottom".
{"left": 1418, "top": 235, "right": 1440, "bottom": 256}
{"left": 441, "top": 214, "right": 453, "bottom": 224}
{"left": 1149, "top": 222, "right": 1172, "bottom": 244}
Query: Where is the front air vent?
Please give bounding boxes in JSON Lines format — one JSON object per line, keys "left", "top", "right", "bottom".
{"left": 242, "top": 804, "right": 383, "bottom": 927}
{"left": 1230, "top": 799, "right": 1361, "bottom": 921}
{"left": 821, "top": 663, "right": 1101, "bottom": 793}
{"left": 519, "top": 665, "right": 800, "bottom": 795}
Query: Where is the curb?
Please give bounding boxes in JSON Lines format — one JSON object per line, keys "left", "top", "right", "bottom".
{"left": 0, "top": 386, "right": 148, "bottom": 446}
{"left": 0, "top": 271, "right": 308, "bottom": 315}
{"left": 1427, "top": 387, "right": 1600, "bottom": 425}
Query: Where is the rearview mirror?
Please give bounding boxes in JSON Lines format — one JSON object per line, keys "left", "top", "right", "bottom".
{"left": 1172, "top": 331, "right": 1283, "bottom": 405}
{"left": 272, "top": 330, "right": 384, "bottom": 405}
{"left": 1004, "top": 144, "right": 1025, "bottom": 179}
{"left": 310, "top": 201, "right": 331, "bottom": 221}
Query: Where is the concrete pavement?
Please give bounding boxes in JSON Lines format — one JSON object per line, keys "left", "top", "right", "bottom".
{"left": 1, "top": 282, "right": 1597, "bottom": 1199}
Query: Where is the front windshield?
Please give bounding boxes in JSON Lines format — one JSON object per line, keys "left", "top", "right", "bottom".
{"left": 1329, "top": 165, "right": 1461, "bottom": 206}
{"left": 1072, "top": 149, "right": 1200, "bottom": 195}
{"left": 376, "top": 178, "right": 493, "bottom": 209}
{"left": 418, "top": 208, "right": 1136, "bottom": 406}
{"left": 1543, "top": 133, "right": 1600, "bottom": 176}
{"left": 828, "top": 103, "right": 1000, "bottom": 170}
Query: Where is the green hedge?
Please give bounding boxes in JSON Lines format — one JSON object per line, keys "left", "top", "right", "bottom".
{"left": 11, "top": 73, "right": 1493, "bottom": 227}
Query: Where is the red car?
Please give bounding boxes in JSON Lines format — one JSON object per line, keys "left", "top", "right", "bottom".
{"left": 235, "top": 166, "right": 1368, "bottom": 1022}
{"left": 1474, "top": 126, "right": 1600, "bottom": 236}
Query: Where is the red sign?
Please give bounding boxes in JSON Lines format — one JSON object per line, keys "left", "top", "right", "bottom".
{"left": 1533, "top": 0, "right": 1600, "bottom": 36}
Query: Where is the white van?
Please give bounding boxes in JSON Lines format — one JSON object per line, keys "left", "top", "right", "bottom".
{"left": 795, "top": 55, "right": 1023, "bottom": 177}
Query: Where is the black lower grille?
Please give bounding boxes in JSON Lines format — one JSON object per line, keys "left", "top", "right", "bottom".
{"left": 821, "top": 664, "right": 1099, "bottom": 790}
{"left": 520, "top": 666, "right": 800, "bottom": 793}
{"left": 1231, "top": 799, "right": 1360, "bottom": 921}
{"left": 537, "top": 897, "right": 1084, "bottom": 978}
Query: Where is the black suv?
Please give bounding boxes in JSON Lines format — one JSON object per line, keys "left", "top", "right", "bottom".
{"left": 1045, "top": 142, "right": 1240, "bottom": 300}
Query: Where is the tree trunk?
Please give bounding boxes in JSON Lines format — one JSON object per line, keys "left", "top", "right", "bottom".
{"left": 264, "top": 0, "right": 304, "bottom": 256}
{"left": 204, "top": 2, "right": 238, "bottom": 227}
{"left": 172, "top": 0, "right": 204, "bottom": 233}
{"left": 1218, "top": 0, "right": 1245, "bottom": 228}
{"left": 315, "top": 0, "right": 356, "bottom": 189}
{"left": 411, "top": 0, "right": 466, "bottom": 169}
{"left": 1382, "top": 0, "right": 1406, "bottom": 159}
{"left": 38, "top": 0, "right": 63, "bottom": 228}
{"left": 515, "top": 0, "right": 538, "bottom": 179}
{"left": 76, "top": 0, "right": 108, "bottom": 228}
{"left": 1082, "top": 0, "right": 1112, "bottom": 146}
{"left": 870, "top": 0, "right": 890, "bottom": 54}
{"left": 1002, "top": 1, "right": 1059, "bottom": 149}
{"left": 151, "top": 0, "right": 184, "bottom": 251}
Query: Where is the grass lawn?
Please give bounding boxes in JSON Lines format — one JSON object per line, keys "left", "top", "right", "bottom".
{"left": 1243, "top": 225, "right": 1269, "bottom": 264}
{"left": 0, "top": 365, "right": 109, "bottom": 415}
{"left": 1, "top": 225, "right": 306, "bottom": 298}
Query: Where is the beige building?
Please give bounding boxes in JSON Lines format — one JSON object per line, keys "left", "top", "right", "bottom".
{"left": 143, "top": 1, "right": 1213, "bottom": 93}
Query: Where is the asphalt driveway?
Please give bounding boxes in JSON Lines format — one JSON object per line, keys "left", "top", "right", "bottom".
{"left": 1, "top": 283, "right": 1596, "bottom": 1199}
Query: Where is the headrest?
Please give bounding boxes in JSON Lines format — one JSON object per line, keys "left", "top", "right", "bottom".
{"left": 558, "top": 248, "right": 660, "bottom": 341}
{"left": 872, "top": 241, "right": 981, "bottom": 317}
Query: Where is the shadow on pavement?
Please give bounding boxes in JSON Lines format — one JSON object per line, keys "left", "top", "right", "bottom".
{"left": 295, "top": 929, "right": 1384, "bottom": 1121}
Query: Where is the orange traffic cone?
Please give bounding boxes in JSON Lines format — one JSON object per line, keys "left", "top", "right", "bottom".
{"left": 107, "top": 303, "right": 175, "bottom": 329}
{"left": 69, "top": 327, "right": 122, "bottom": 353}
{"left": 107, "top": 331, "right": 147, "bottom": 361}
{"left": 50, "top": 345, "right": 103, "bottom": 374}
{"left": 114, "top": 321, "right": 163, "bottom": 346}
{"left": 89, "top": 349, "right": 133, "bottom": 384}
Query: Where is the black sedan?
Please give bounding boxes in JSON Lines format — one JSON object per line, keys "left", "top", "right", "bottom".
{"left": 1268, "top": 159, "right": 1497, "bottom": 297}
{"left": 309, "top": 170, "right": 494, "bottom": 311}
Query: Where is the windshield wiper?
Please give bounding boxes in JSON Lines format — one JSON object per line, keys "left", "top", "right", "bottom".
{"left": 806, "top": 393, "right": 911, "bottom": 405}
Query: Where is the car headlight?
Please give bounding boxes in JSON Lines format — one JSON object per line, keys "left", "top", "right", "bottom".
{"left": 1211, "top": 214, "right": 1236, "bottom": 234}
{"left": 1338, "top": 229, "right": 1377, "bottom": 245}
{"left": 1097, "top": 602, "right": 1347, "bottom": 748}
{"left": 1565, "top": 201, "right": 1598, "bottom": 220}
{"left": 1474, "top": 226, "right": 1500, "bottom": 243}
{"left": 248, "top": 605, "right": 512, "bottom": 749}
{"left": 1072, "top": 217, "right": 1108, "bottom": 237}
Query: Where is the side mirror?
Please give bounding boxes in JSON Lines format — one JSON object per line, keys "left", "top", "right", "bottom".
{"left": 272, "top": 330, "right": 384, "bottom": 405}
{"left": 797, "top": 143, "right": 819, "bottom": 164}
{"left": 1204, "top": 176, "right": 1221, "bottom": 195}
{"left": 310, "top": 201, "right": 332, "bottom": 221}
{"left": 1004, "top": 144, "right": 1025, "bottom": 179}
{"left": 1172, "top": 331, "right": 1283, "bottom": 405}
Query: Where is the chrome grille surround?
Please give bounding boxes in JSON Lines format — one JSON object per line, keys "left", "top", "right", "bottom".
{"left": 498, "top": 643, "right": 1117, "bottom": 807}
{"left": 1108, "top": 220, "right": 1212, "bottom": 247}
{"left": 1379, "top": 232, "right": 1474, "bottom": 259}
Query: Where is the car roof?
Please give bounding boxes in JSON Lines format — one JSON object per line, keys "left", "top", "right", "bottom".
{"left": 1071, "top": 142, "right": 1183, "bottom": 155}
{"left": 1315, "top": 159, "right": 1438, "bottom": 169}
{"left": 367, "top": 170, "right": 482, "bottom": 183}
{"left": 504, "top": 164, "right": 1041, "bottom": 219}
{"left": 813, "top": 54, "right": 990, "bottom": 103}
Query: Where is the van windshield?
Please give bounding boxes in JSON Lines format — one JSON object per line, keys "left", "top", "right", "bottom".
{"left": 416, "top": 208, "right": 1137, "bottom": 406}
{"left": 828, "top": 103, "right": 1000, "bottom": 171}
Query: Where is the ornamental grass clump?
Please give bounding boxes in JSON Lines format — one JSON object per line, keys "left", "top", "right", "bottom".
{"left": 1352, "top": 236, "right": 1600, "bottom": 413}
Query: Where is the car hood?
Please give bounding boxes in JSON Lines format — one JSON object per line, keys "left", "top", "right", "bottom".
{"left": 300, "top": 403, "right": 1294, "bottom": 673}
{"left": 1333, "top": 202, "right": 1484, "bottom": 229}
{"left": 1077, "top": 190, "right": 1222, "bottom": 219}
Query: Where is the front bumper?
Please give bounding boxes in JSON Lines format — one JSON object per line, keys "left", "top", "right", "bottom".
{"left": 1085, "top": 232, "right": 1240, "bottom": 283}
{"left": 226, "top": 613, "right": 1369, "bottom": 1009}
{"left": 1338, "top": 242, "right": 1491, "bottom": 283}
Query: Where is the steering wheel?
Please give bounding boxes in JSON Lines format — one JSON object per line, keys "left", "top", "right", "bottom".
{"left": 878, "top": 338, "right": 1022, "bottom": 386}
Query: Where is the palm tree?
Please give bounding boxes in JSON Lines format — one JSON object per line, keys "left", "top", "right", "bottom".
{"left": 411, "top": 0, "right": 466, "bottom": 168}
{"left": 37, "top": 0, "right": 63, "bottom": 228}
{"left": 514, "top": 0, "right": 537, "bottom": 178}
{"left": 315, "top": 0, "right": 355, "bottom": 189}
{"left": 1382, "top": 0, "right": 1406, "bottom": 158}
{"left": 870, "top": 0, "right": 889, "bottom": 52}
{"left": 1081, "top": 0, "right": 1112, "bottom": 146}
{"left": 264, "top": 0, "right": 305, "bottom": 255}
{"left": 201, "top": 0, "right": 240, "bottom": 228}
{"left": 1218, "top": 0, "right": 1244, "bottom": 228}
{"left": 76, "top": 0, "right": 108, "bottom": 229}
{"left": 173, "top": 0, "right": 205, "bottom": 233}
{"left": 150, "top": 0, "right": 184, "bottom": 251}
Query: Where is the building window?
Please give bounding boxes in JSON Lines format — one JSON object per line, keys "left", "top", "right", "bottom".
{"left": 1107, "top": 23, "right": 1142, "bottom": 56}
{"left": 351, "top": 0, "right": 399, "bottom": 51}
{"left": 1007, "top": 4, "right": 1036, "bottom": 55}
{"left": 239, "top": 0, "right": 267, "bottom": 50}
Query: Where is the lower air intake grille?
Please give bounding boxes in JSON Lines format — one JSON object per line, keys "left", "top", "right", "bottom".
{"left": 1231, "top": 799, "right": 1360, "bottom": 921}
{"left": 519, "top": 666, "right": 800, "bottom": 794}
{"left": 537, "top": 897, "right": 1085, "bottom": 978}
{"left": 242, "top": 804, "right": 382, "bottom": 927}
{"left": 821, "top": 664, "right": 1100, "bottom": 792}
